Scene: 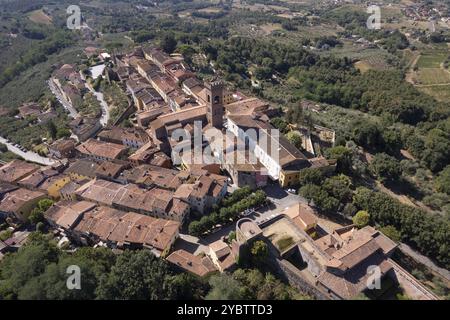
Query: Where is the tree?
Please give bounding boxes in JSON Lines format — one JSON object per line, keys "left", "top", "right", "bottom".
{"left": 436, "top": 165, "right": 450, "bottom": 195}
{"left": 56, "top": 127, "right": 71, "bottom": 139}
{"left": 46, "top": 121, "right": 57, "bottom": 139}
{"left": 325, "top": 146, "right": 353, "bottom": 173}
{"left": 28, "top": 208, "right": 44, "bottom": 225}
{"left": 188, "top": 221, "right": 203, "bottom": 236}
{"left": 96, "top": 250, "right": 174, "bottom": 300}
{"left": 351, "top": 121, "right": 383, "bottom": 151}
{"left": 352, "top": 210, "right": 370, "bottom": 228}
{"left": 37, "top": 199, "right": 54, "bottom": 212}
{"left": 168, "top": 273, "right": 208, "bottom": 300}
{"left": 379, "top": 225, "right": 401, "bottom": 243}
{"left": 298, "top": 168, "right": 324, "bottom": 186}
{"left": 206, "top": 274, "right": 243, "bottom": 300}
{"left": 250, "top": 241, "right": 269, "bottom": 265}
{"left": 0, "top": 234, "right": 59, "bottom": 299}
{"left": 270, "top": 117, "right": 288, "bottom": 133}
{"left": 286, "top": 131, "right": 303, "bottom": 149}
{"left": 369, "top": 153, "right": 401, "bottom": 182}
{"left": 160, "top": 33, "right": 177, "bottom": 54}
{"left": 28, "top": 199, "right": 54, "bottom": 225}
{"left": 323, "top": 175, "right": 352, "bottom": 203}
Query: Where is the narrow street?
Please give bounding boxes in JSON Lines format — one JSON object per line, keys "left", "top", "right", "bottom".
{"left": 47, "top": 78, "right": 79, "bottom": 119}
{"left": 85, "top": 64, "right": 110, "bottom": 126}
{"left": 85, "top": 84, "right": 110, "bottom": 126}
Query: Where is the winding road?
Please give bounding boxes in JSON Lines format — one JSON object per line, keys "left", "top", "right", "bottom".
{"left": 0, "top": 136, "right": 55, "bottom": 166}
{"left": 48, "top": 78, "right": 79, "bottom": 119}
{"left": 85, "top": 83, "right": 110, "bottom": 126}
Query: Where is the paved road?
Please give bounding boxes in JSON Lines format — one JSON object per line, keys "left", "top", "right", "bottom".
{"left": 48, "top": 78, "right": 79, "bottom": 119}
{"left": 0, "top": 136, "right": 56, "bottom": 166}
{"left": 88, "top": 87, "right": 110, "bottom": 126}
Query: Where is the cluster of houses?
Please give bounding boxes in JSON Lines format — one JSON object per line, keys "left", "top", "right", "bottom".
{"left": 1, "top": 43, "right": 337, "bottom": 259}
{"left": 0, "top": 156, "right": 227, "bottom": 256}
{"left": 1, "top": 44, "right": 381, "bottom": 297}
{"left": 14, "top": 101, "right": 58, "bottom": 125}
{"left": 52, "top": 64, "right": 87, "bottom": 109}
{"left": 402, "top": 2, "right": 448, "bottom": 22}
{"left": 106, "top": 45, "right": 336, "bottom": 189}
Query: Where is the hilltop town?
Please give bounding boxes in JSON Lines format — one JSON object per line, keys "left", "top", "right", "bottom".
{"left": 0, "top": 0, "right": 449, "bottom": 302}
{"left": 0, "top": 42, "right": 443, "bottom": 301}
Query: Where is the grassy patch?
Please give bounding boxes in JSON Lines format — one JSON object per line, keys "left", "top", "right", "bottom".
{"left": 276, "top": 235, "right": 294, "bottom": 252}
{"left": 417, "top": 53, "right": 447, "bottom": 68}
{"left": 417, "top": 68, "right": 450, "bottom": 85}
{"left": 28, "top": 9, "right": 53, "bottom": 25}
{"left": 418, "top": 84, "right": 450, "bottom": 102}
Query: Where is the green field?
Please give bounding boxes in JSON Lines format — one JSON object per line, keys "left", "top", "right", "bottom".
{"left": 418, "top": 84, "right": 450, "bottom": 102}
{"left": 416, "top": 53, "right": 448, "bottom": 68}
{"left": 417, "top": 68, "right": 450, "bottom": 85}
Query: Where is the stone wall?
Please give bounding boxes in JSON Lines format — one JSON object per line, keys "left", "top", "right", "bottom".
{"left": 270, "top": 257, "right": 331, "bottom": 300}
{"left": 388, "top": 259, "right": 439, "bottom": 300}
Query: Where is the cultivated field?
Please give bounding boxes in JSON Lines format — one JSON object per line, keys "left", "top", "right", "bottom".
{"left": 416, "top": 68, "right": 450, "bottom": 85}
{"left": 355, "top": 55, "right": 391, "bottom": 73}
{"left": 28, "top": 9, "right": 52, "bottom": 25}
{"left": 418, "top": 85, "right": 450, "bottom": 102}
{"left": 417, "top": 52, "right": 448, "bottom": 69}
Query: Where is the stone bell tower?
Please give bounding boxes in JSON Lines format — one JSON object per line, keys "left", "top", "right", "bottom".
{"left": 205, "top": 80, "right": 224, "bottom": 129}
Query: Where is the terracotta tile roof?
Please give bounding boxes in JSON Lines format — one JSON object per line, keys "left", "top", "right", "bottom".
{"left": 0, "top": 188, "right": 45, "bottom": 213}
{"left": 227, "top": 115, "right": 308, "bottom": 167}
{"left": 49, "top": 139, "right": 76, "bottom": 154}
{"left": 167, "top": 249, "right": 217, "bottom": 277}
{"left": 209, "top": 240, "right": 236, "bottom": 271}
{"left": 152, "top": 105, "right": 207, "bottom": 129}
{"left": 38, "top": 174, "right": 69, "bottom": 191}
{"left": 73, "top": 205, "right": 180, "bottom": 251}
{"left": 0, "top": 182, "right": 18, "bottom": 195}
{"left": 98, "top": 127, "right": 150, "bottom": 145}
{"left": 0, "top": 160, "right": 40, "bottom": 183}
{"left": 121, "top": 164, "right": 183, "bottom": 190}
{"left": 318, "top": 252, "right": 393, "bottom": 299}
{"left": 45, "top": 200, "right": 96, "bottom": 229}
{"left": 210, "top": 240, "right": 230, "bottom": 260}
{"left": 64, "top": 159, "right": 99, "bottom": 178}
{"left": 76, "top": 139, "right": 128, "bottom": 160}
{"left": 69, "top": 117, "right": 100, "bottom": 137}
{"left": 18, "top": 102, "right": 42, "bottom": 117}
{"left": 75, "top": 179, "right": 185, "bottom": 220}
{"left": 95, "top": 161, "right": 127, "bottom": 179}
{"left": 183, "top": 77, "right": 202, "bottom": 89}
{"left": 18, "top": 168, "right": 59, "bottom": 189}
{"left": 284, "top": 202, "right": 318, "bottom": 231}
{"left": 59, "top": 180, "right": 86, "bottom": 195}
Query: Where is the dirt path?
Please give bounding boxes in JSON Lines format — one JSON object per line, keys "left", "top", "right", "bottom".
{"left": 405, "top": 53, "right": 420, "bottom": 85}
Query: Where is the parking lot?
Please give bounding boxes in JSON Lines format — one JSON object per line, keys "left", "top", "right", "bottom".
{"left": 177, "top": 182, "right": 310, "bottom": 250}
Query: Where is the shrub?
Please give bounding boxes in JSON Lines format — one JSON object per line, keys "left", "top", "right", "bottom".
{"left": 352, "top": 210, "right": 370, "bottom": 228}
